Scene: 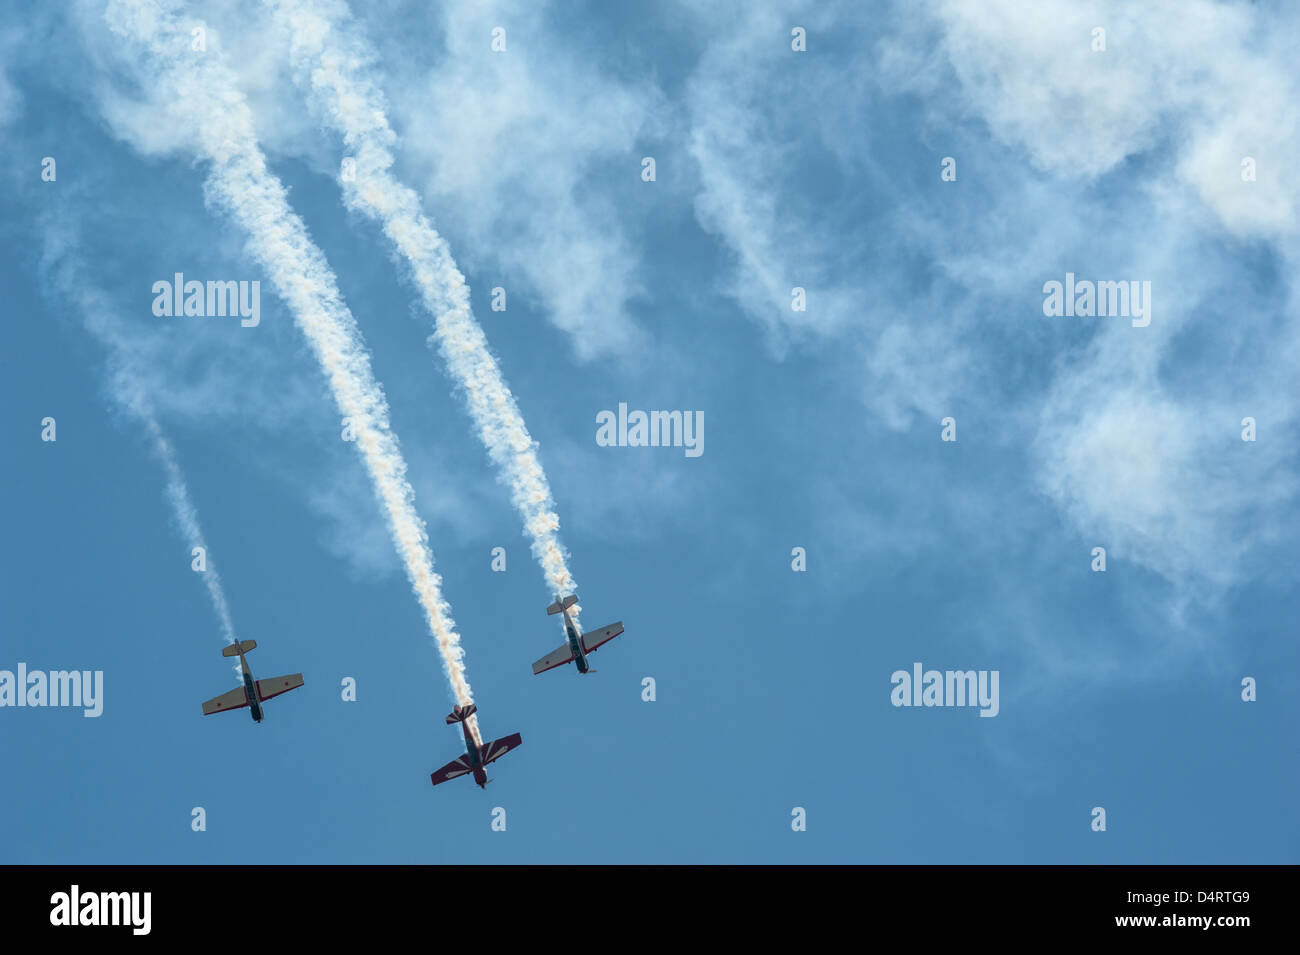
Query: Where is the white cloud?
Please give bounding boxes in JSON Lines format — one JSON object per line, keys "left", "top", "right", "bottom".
{"left": 921, "top": 0, "right": 1300, "bottom": 591}
{"left": 0, "top": 70, "right": 19, "bottom": 129}
{"left": 382, "top": 0, "right": 662, "bottom": 359}
{"left": 930, "top": 0, "right": 1300, "bottom": 239}
{"left": 676, "top": 0, "right": 1300, "bottom": 597}
{"left": 683, "top": 5, "right": 875, "bottom": 348}
{"left": 0, "top": 21, "right": 34, "bottom": 130}
{"left": 79, "top": 0, "right": 326, "bottom": 166}
{"left": 1038, "top": 389, "right": 1235, "bottom": 586}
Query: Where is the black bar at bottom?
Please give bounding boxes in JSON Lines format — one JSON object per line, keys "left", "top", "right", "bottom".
{"left": 4, "top": 864, "right": 1283, "bottom": 939}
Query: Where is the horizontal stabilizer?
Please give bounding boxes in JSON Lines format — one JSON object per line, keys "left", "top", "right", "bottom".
{"left": 581, "top": 622, "right": 624, "bottom": 654}
{"left": 221, "top": 640, "right": 257, "bottom": 657}
{"left": 546, "top": 594, "right": 579, "bottom": 615}
{"left": 531, "top": 642, "right": 574, "bottom": 675}
{"left": 446, "top": 702, "right": 478, "bottom": 724}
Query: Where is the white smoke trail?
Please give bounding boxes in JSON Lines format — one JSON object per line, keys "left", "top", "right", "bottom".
{"left": 36, "top": 212, "right": 242, "bottom": 677}
{"left": 104, "top": 0, "right": 482, "bottom": 742}
{"left": 146, "top": 419, "right": 237, "bottom": 641}
{"left": 142, "top": 407, "right": 244, "bottom": 681}
{"left": 268, "top": 0, "right": 583, "bottom": 628}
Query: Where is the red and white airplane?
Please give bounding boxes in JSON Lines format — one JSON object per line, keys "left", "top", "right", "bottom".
{"left": 531, "top": 594, "right": 625, "bottom": 676}
{"left": 430, "top": 704, "right": 522, "bottom": 789}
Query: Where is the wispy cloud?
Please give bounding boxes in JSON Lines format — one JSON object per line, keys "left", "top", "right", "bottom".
{"left": 379, "top": 0, "right": 661, "bottom": 359}
{"left": 677, "top": 0, "right": 1300, "bottom": 601}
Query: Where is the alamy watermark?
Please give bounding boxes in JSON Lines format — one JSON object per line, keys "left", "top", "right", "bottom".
{"left": 50, "top": 886, "right": 150, "bottom": 935}
{"left": 0, "top": 664, "right": 103, "bottom": 717}
{"left": 152, "top": 273, "right": 260, "bottom": 327}
{"left": 1042, "top": 272, "right": 1151, "bottom": 327}
{"left": 595, "top": 403, "right": 703, "bottom": 457}
{"left": 890, "top": 662, "right": 999, "bottom": 717}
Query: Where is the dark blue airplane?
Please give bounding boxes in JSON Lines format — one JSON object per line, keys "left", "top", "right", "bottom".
{"left": 430, "top": 704, "right": 522, "bottom": 789}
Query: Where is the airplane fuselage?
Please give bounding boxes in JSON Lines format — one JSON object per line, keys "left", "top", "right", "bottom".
{"left": 459, "top": 719, "right": 489, "bottom": 787}
{"left": 238, "top": 655, "right": 264, "bottom": 723}
{"left": 562, "top": 611, "right": 591, "bottom": 674}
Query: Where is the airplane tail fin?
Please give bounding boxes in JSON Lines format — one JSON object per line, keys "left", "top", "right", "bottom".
{"left": 445, "top": 703, "right": 478, "bottom": 724}
{"left": 546, "top": 594, "right": 579, "bottom": 615}
{"left": 221, "top": 640, "right": 257, "bottom": 657}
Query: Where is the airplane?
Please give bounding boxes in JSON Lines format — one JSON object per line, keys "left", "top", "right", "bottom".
{"left": 430, "top": 703, "right": 523, "bottom": 789}
{"left": 200, "top": 640, "right": 304, "bottom": 723}
{"left": 531, "top": 594, "right": 624, "bottom": 676}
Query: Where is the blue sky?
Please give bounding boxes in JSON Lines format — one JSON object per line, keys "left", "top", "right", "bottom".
{"left": 1, "top": 0, "right": 1297, "bottom": 863}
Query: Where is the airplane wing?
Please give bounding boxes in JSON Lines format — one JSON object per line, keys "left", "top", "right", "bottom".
{"left": 201, "top": 687, "right": 248, "bottom": 716}
{"left": 256, "top": 674, "right": 304, "bottom": 703}
{"left": 531, "top": 642, "right": 574, "bottom": 675}
{"left": 581, "top": 622, "right": 624, "bottom": 654}
{"left": 430, "top": 755, "right": 474, "bottom": 786}
{"left": 480, "top": 733, "right": 523, "bottom": 766}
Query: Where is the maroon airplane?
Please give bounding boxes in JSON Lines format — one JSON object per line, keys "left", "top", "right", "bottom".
{"left": 430, "top": 703, "right": 522, "bottom": 789}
